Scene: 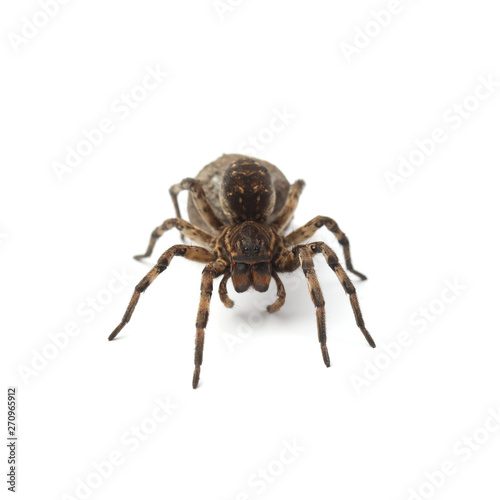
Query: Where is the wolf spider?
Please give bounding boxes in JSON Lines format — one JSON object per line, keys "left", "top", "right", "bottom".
{"left": 109, "top": 154, "right": 375, "bottom": 388}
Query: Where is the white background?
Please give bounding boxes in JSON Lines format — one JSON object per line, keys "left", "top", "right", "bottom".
{"left": 2, "top": 1, "right": 500, "bottom": 499}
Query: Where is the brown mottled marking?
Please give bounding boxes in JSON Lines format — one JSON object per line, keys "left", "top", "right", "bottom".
{"left": 220, "top": 160, "right": 276, "bottom": 223}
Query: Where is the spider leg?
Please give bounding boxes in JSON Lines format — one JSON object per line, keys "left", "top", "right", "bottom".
{"left": 169, "top": 178, "right": 226, "bottom": 235}
{"left": 267, "top": 270, "right": 286, "bottom": 313}
{"left": 109, "top": 245, "right": 214, "bottom": 341}
{"left": 308, "top": 242, "right": 375, "bottom": 348}
{"left": 218, "top": 271, "right": 234, "bottom": 308}
{"left": 271, "top": 179, "right": 305, "bottom": 233}
{"left": 284, "top": 216, "right": 367, "bottom": 280}
{"left": 292, "top": 246, "right": 331, "bottom": 366}
{"left": 134, "top": 218, "right": 215, "bottom": 261}
{"left": 193, "top": 259, "right": 227, "bottom": 388}
{"left": 169, "top": 181, "right": 185, "bottom": 221}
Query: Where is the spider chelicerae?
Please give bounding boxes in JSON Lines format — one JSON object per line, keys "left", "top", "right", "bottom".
{"left": 109, "top": 154, "right": 375, "bottom": 388}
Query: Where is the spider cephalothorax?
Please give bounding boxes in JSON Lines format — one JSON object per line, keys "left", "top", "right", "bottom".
{"left": 225, "top": 221, "right": 275, "bottom": 293}
{"left": 109, "top": 154, "right": 375, "bottom": 388}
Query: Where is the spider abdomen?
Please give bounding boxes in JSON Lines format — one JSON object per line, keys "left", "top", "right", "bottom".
{"left": 219, "top": 158, "right": 275, "bottom": 223}
{"left": 186, "top": 154, "right": 291, "bottom": 234}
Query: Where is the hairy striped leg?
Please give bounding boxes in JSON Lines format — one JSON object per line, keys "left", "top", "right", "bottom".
{"left": 169, "top": 178, "right": 226, "bottom": 237}
{"left": 294, "top": 246, "right": 331, "bottom": 366}
{"left": 133, "top": 218, "right": 215, "bottom": 261}
{"left": 274, "top": 246, "right": 330, "bottom": 365}
{"left": 109, "top": 245, "right": 214, "bottom": 341}
{"left": 284, "top": 216, "right": 367, "bottom": 280}
{"left": 274, "top": 242, "right": 375, "bottom": 365}
{"left": 307, "top": 242, "right": 375, "bottom": 348}
{"left": 193, "top": 259, "right": 228, "bottom": 389}
{"left": 271, "top": 179, "right": 305, "bottom": 233}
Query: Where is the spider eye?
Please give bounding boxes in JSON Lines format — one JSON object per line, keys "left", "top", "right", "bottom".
{"left": 254, "top": 246, "right": 259, "bottom": 252}
{"left": 243, "top": 246, "right": 249, "bottom": 252}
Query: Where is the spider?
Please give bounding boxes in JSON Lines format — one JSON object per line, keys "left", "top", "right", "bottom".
{"left": 108, "top": 154, "right": 375, "bottom": 388}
